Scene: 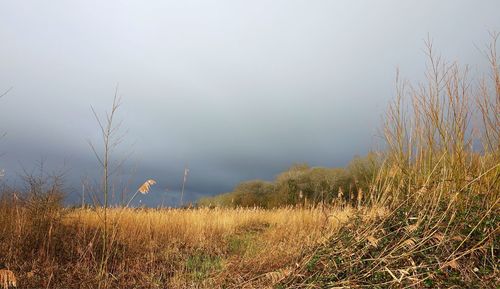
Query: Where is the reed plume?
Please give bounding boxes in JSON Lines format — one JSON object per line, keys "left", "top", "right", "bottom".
{"left": 125, "top": 179, "right": 157, "bottom": 207}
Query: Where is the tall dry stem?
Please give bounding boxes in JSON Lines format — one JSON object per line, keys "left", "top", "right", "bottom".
{"left": 88, "top": 86, "right": 123, "bottom": 286}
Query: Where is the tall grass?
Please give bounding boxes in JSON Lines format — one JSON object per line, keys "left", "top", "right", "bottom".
{"left": 282, "top": 36, "right": 499, "bottom": 288}
{"left": 0, "top": 203, "right": 376, "bottom": 288}
{"left": 376, "top": 37, "right": 499, "bottom": 208}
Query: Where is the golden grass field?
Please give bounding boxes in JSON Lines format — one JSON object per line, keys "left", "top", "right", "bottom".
{"left": 69, "top": 206, "right": 365, "bottom": 288}
{"left": 0, "top": 203, "right": 388, "bottom": 288}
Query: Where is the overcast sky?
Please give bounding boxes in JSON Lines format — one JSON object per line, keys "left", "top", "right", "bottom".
{"left": 0, "top": 0, "right": 499, "bottom": 206}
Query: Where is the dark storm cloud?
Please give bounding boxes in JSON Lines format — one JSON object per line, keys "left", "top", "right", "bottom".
{"left": 0, "top": 0, "right": 499, "bottom": 206}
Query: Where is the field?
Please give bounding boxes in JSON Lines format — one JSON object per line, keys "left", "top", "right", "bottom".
{"left": 1, "top": 185, "right": 497, "bottom": 288}
{"left": 0, "top": 203, "right": 392, "bottom": 288}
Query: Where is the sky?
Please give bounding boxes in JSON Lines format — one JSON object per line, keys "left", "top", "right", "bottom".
{"left": 0, "top": 0, "right": 499, "bottom": 206}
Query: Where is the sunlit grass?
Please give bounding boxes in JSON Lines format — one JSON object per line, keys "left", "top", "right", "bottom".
{"left": 0, "top": 203, "right": 388, "bottom": 288}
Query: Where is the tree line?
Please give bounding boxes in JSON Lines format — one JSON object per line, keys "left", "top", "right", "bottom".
{"left": 198, "top": 152, "right": 380, "bottom": 208}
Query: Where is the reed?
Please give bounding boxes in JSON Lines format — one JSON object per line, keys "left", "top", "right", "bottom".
{"left": 282, "top": 35, "right": 499, "bottom": 288}
{"left": 0, "top": 201, "right": 373, "bottom": 288}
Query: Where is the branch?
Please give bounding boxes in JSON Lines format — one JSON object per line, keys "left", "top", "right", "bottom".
{"left": 0, "top": 87, "right": 12, "bottom": 98}
{"left": 88, "top": 140, "right": 104, "bottom": 167}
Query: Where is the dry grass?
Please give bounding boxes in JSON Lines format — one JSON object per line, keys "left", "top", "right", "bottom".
{"left": 0, "top": 269, "right": 16, "bottom": 289}
{"left": 281, "top": 35, "right": 500, "bottom": 288}
{"left": 0, "top": 202, "right": 387, "bottom": 288}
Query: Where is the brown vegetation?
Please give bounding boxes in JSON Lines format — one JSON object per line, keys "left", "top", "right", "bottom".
{"left": 0, "top": 35, "right": 498, "bottom": 288}
{"left": 0, "top": 197, "right": 380, "bottom": 288}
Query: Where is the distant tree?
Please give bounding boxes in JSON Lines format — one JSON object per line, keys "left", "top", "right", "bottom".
{"left": 346, "top": 152, "right": 381, "bottom": 205}
{"left": 229, "top": 180, "right": 273, "bottom": 207}
{"left": 198, "top": 154, "right": 381, "bottom": 208}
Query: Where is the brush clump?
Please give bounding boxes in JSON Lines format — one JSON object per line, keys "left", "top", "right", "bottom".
{"left": 280, "top": 35, "right": 500, "bottom": 288}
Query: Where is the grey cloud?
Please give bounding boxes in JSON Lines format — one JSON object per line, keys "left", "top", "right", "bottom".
{"left": 0, "top": 0, "right": 499, "bottom": 206}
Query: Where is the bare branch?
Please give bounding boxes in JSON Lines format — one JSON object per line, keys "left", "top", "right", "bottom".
{"left": 0, "top": 87, "right": 12, "bottom": 98}
{"left": 88, "top": 140, "right": 104, "bottom": 167}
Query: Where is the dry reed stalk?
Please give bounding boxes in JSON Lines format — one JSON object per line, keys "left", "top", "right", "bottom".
{"left": 0, "top": 269, "right": 16, "bottom": 289}
{"left": 281, "top": 35, "right": 499, "bottom": 289}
